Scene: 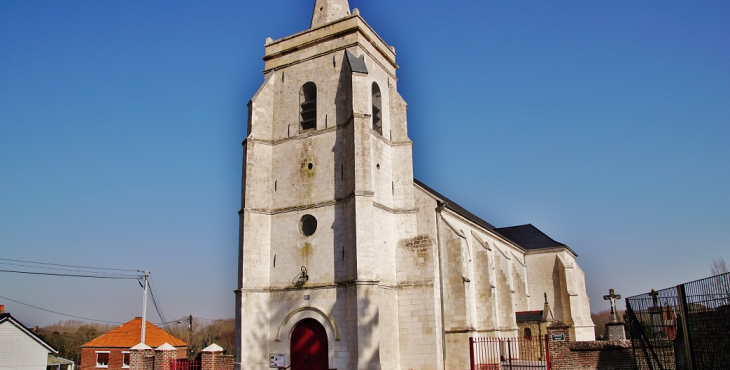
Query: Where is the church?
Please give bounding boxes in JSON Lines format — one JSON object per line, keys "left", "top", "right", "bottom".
{"left": 235, "top": 1, "right": 595, "bottom": 369}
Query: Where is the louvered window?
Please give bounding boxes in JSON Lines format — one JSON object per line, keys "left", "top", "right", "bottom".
{"left": 300, "top": 82, "right": 317, "bottom": 131}
{"left": 372, "top": 82, "right": 382, "bottom": 135}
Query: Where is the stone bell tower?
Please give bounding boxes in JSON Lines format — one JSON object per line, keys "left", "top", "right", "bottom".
{"left": 311, "top": 0, "right": 351, "bottom": 28}
{"left": 236, "top": 1, "right": 423, "bottom": 369}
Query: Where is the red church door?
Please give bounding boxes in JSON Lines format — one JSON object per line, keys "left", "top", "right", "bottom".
{"left": 291, "top": 318, "right": 328, "bottom": 370}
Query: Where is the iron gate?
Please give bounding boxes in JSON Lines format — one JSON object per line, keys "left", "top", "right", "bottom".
{"left": 469, "top": 336, "right": 549, "bottom": 370}
{"left": 170, "top": 358, "right": 201, "bottom": 370}
{"left": 625, "top": 272, "right": 730, "bottom": 370}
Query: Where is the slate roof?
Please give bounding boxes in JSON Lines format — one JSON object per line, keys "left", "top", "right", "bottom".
{"left": 494, "top": 224, "right": 577, "bottom": 256}
{"left": 414, "top": 179, "right": 496, "bottom": 231}
{"left": 81, "top": 317, "right": 186, "bottom": 348}
{"left": 413, "top": 180, "right": 577, "bottom": 255}
{"left": 345, "top": 49, "right": 368, "bottom": 74}
{"left": 515, "top": 310, "right": 544, "bottom": 323}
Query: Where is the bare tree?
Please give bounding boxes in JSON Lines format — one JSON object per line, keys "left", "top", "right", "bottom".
{"left": 711, "top": 257, "right": 728, "bottom": 276}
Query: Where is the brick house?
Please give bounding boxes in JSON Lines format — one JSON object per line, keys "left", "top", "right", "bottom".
{"left": 80, "top": 318, "right": 186, "bottom": 370}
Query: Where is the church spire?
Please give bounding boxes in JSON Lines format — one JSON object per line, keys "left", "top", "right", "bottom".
{"left": 311, "top": 0, "right": 351, "bottom": 29}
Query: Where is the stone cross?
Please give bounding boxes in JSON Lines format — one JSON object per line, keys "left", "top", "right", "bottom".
{"left": 649, "top": 289, "right": 659, "bottom": 307}
{"left": 603, "top": 289, "right": 622, "bottom": 323}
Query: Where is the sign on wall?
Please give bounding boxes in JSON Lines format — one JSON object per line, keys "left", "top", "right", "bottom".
{"left": 269, "top": 354, "right": 285, "bottom": 368}
{"left": 551, "top": 333, "right": 565, "bottom": 341}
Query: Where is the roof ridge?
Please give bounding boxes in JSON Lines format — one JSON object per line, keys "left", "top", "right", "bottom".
{"left": 414, "top": 178, "right": 496, "bottom": 230}
{"left": 529, "top": 224, "right": 565, "bottom": 246}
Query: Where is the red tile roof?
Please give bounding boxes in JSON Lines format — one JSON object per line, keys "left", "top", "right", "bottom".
{"left": 82, "top": 318, "right": 186, "bottom": 348}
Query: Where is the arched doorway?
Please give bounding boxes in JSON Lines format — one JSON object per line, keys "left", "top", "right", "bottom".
{"left": 291, "top": 318, "right": 328, "bottom": 370}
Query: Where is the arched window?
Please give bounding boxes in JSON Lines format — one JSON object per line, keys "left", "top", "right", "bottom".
{"left": 524, "top": 327, "right": 532, "bottom": 339}
{"left": 372, "top": 82, "right": 382, "bottom": 135}
{"left": 300, "top": 82, "right": 317, "bottom": 131}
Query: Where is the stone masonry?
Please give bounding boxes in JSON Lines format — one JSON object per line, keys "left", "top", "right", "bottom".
{"left": 236, "top": 1, "right": 595, "bottom": 369}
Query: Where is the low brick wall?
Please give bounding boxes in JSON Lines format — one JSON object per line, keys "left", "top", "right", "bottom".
{"left": 131, "top": 346, "right": 233, "bottom": 370}
{"left": 129, "top": 348, "right": 154, "bottom": 370}
{"left": 154, "top": 347, "right": 178, "bottom": 370}
{"left": 214, "top": 354, "right": 235, "bottom": 370}
{"left": 201, "top": 351, "right": 235, "bottom": 370}
{"left": 547, "top": 323, "right": 634, "bottom": 370}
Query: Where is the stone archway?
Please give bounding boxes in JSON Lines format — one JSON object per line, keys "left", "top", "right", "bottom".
{"left": 290, "top": 318, "right": 328, "bottom": 370}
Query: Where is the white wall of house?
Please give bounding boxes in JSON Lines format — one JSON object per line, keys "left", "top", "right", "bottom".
{"left": 0, "top": 320, "right": 52, "bottom": 370}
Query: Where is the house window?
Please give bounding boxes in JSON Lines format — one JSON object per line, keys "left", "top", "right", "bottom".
{"left": 96, "top": 351, "right": 110, "bottom": 368}
{"left": 524, "top": 327, "right": 532, "bottom": 339}
{"left": 300, "top": 82, "right": 317, "bottom": 132}
{"left": 122, "top": 351, "right": 130, "bottom": 368}
{"left": 372, "top": 82, "right": 382, "bottom": 135}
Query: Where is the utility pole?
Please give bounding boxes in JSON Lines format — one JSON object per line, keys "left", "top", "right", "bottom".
{"left": 139, "top": 271, "right": 149, "bottom": 344}
{"left": 187, "top": 315, "right": 193, "bottom": 351}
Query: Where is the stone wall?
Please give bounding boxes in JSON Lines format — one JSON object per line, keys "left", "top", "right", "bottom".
{"left": 547, "top": 323, "right": 634, "bottom": 370}
{"left": 237, "top": 1, "right": 597, "bottom": 368}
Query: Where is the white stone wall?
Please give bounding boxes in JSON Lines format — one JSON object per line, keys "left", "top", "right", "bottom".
{"left": 397, "top": 188, "right": 442, "bottom": 369}
{"left": 237, "top": 5, "right": 595, "bottom": 370}
{"left": 238, "top": 11, "right": 417, "bottom": 368}
{"left": 525, "top": 249, "right": 595, "bottom": 341}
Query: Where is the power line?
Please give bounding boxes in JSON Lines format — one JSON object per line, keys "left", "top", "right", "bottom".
{"left": 192, "top": 316, "right": 234, "bottom": 322}
{"left": 147, "top": 279, "right": 169, "bottom": 331}
{"left": 0, "top": 294, "right": 124, "bottom": 324}
{"left": 0, "top": 269, "right": 139, "bottom": 279}
{"left": 0, "top": 262, "right": 140, "bottom": 277}
{"left": 0, "top": 258, "right": 138, "bottom": 272}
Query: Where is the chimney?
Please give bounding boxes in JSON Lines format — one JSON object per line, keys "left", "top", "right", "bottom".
{"left": 0, "top": 305, "right": 5, "bottom": 314}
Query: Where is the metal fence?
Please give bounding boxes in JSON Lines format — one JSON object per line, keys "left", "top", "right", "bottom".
{"left": 170, "top": 358, "right": 201, "bottom": 370}
{"left": 469, "top": 336, "right": 549, "bottom": 370}
{"left": 625, "top": 272, "right": 730, "bottom": 370}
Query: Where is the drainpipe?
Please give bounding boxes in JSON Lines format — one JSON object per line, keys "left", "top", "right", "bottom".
{"left": 435, "top": 201, "right": 447, "bottom": 370}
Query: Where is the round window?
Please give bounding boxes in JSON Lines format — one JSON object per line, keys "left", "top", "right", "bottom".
{"left": 300, "top": 214, "right": 318, "bottom": 236}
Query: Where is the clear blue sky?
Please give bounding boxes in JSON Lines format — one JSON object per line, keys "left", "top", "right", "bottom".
{"left": 1, "top": 0, "right": 728, "bottom": 327}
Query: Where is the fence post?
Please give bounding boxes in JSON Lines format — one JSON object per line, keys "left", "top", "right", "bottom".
{"left": 677, "top": 284, "right": 696, "bottom": 370}
{"left": 507, "top": 338, "right": 512, "bottom": 369}
{"left": 627, "top": 301, "right": 661, "bottom": 370}
{"left": 469, "top": 337, "right": 475, "bottom": 370}
{"left": 625, "top": 299, "right": 640, "bottom": 370}
{"left": 544, "top": 334, "right": 550, "bottom": 370}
